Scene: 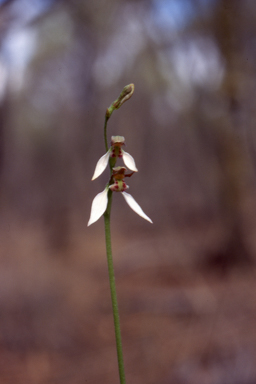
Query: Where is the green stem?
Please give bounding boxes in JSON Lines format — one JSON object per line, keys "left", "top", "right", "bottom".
{"left": 104, "top": 116, "right": 109, "bottom": 152}
{"left": 104, "top": 190, "right": 126, "bottom": 384}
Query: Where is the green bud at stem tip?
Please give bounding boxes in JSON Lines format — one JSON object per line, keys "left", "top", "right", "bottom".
{"left": 115, "top": 83, "right": 135, "bottom": 109}
{"left": 106, "top": 83, "right": 135, "bottom": 119}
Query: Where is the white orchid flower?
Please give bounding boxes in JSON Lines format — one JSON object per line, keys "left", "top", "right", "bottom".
{"left": 88, "top": 167, "right": 152, "bottom": 226}
{"left": 92, "top": 136, "right": 138, "bottom": 180}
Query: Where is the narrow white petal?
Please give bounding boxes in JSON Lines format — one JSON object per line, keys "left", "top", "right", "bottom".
{"left": 122, "top": 150, "right": 138, "bottom": 172}
{"left": 88, "top": 188, "right": 109, "bottom": 226}
{"left": 92, "top": 150, "right": 110, "bottom": 180}
{"left": 121, "top": 192, "right": 153, "bottom": 223}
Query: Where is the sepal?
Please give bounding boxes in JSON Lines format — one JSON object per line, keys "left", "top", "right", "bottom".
{"left": 92, "top": 150, "right": 110, "bottom": 180}
{"left": 121, "top": 192, "right": 152, "bottom": 223}
{"left": 87, "top": 188, "right": 109, "bottom": 226}
{"left": 122, "top": 150, "right": 138, "bottom": 172}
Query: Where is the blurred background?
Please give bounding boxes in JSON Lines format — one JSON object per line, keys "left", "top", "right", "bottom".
{"left": 0, "top": 0, "right": 256, "bottom": 383}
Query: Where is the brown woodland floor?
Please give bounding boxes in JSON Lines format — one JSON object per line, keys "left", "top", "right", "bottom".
{"left": 0, "top": 219, "right": 255, "bottom": 384}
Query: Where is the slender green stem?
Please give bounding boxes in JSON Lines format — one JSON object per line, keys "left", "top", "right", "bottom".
{"left": 104, "top": 190, "right": 126, "bottom": 384}
{"left": 104, "top": 116, "right": 109, "bottom": 152}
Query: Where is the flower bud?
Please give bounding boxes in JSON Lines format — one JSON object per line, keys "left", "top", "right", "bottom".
{"left": 106, "top": 84, "right": 135, "bottom": 119}
{"left": 113, "top": 84, "right": 134, "bottom": 109}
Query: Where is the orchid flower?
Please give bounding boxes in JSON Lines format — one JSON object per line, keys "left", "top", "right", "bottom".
{"left": 91, "top": 136, "right": 138, "bottom": 180}
{"left": 88, "top": 166, "right": 152, "bottom": 226}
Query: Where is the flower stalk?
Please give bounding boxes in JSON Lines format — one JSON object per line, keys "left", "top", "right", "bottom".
{"left": 104, "top": 84, "right": 134, "bottom": 153}
{"left": 104, "top": 189, "right": 126, "bottom": 384}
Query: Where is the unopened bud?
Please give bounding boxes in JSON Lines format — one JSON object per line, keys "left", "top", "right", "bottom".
{"left": 114, "top": 84, "right": 134, "bottom": 109}
{"left": 106, "top": 84, "right": 135, "bottom": 119}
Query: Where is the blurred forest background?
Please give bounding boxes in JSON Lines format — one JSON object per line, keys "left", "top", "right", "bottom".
{"left": 0, "top": 0, "right": 256, "bottom": 383}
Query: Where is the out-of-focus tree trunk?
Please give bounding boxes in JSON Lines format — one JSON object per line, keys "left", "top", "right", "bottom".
{"left": 0, "top": 104, "right": 5, "bottom": 180}
{"left": 205, "top": 0, "right": 252, "bottom": 271}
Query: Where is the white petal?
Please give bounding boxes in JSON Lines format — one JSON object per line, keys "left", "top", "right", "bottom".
{"left": 122, "top": 150, "right": 138, "bottom": 172}
{"left": 121, "top": 192, "right": 153, "bottom": 223}
{"left": 92, "top": 150, "right": 110, "bottom": 180}
{"left": 88, "top": 188, "right": 109, "bottom": 226}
